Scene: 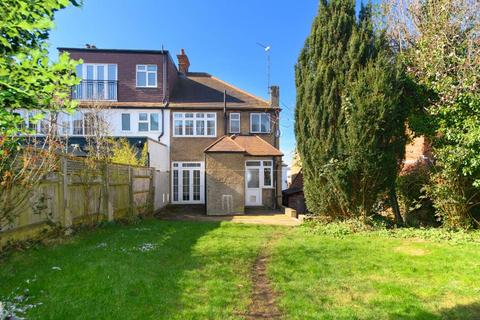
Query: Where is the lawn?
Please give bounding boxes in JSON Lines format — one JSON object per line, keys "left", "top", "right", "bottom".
{"left": 1, "top": 219, "right": 480, "bottom": 319}
{"left": 0, "top": 220, "right": 281, "bottom": 320}
{"left": 269, "top": 228, "right": 480, "bottom": 320}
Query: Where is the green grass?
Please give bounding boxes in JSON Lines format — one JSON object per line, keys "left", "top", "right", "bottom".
{"left": 2, "top": 220, "right": 480, "bottom": 319}
{"left": 0, "top": 220, "right": 281, "bottom": 319}
{"left": 269, "top": 227, "right": 480, "bottom": 320}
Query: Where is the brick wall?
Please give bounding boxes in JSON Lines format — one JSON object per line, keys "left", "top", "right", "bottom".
{"left": 206, "top": 153, "right": 245, "bottom": 215}
{"left": 64, "top": 49, "right": 177, "bottom": 103}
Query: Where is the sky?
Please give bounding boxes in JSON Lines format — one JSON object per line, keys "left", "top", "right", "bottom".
{"left": 49, "top": 0, "right": 369, "bottom": 165}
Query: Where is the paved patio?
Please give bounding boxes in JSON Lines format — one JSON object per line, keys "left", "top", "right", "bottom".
{"left": 157, "top": 205, "right": 301, "bottom": 226}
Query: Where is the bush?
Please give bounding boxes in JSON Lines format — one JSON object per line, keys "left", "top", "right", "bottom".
{"left": 397, "top": 162, "right": 437, "bottom": 227}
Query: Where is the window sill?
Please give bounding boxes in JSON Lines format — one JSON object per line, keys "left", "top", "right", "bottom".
{"left": 136, "top": 86, "right": 158, "bottom": 89}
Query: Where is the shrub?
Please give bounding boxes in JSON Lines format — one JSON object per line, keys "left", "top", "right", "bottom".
{"left": 397, "top": 162, "right": 437, "bottom": 227}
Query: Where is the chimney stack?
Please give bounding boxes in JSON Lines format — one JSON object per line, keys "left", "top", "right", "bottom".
{"left": 177, "top": 48, "right": 190, "bottom": 74}
{"left": 270, "top": 85, "right": 280, "bottom": 107}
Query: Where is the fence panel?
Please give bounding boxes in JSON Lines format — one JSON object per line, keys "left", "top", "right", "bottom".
{"left": 0, "top": 157, "right": 156, "bottom": 248}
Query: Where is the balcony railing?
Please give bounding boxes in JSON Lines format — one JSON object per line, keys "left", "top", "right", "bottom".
{"left": 72, "top": 80, "right": 118, "bottom": 101}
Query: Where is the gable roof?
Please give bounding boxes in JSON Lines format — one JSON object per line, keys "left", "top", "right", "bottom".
{"left": 205, "top": 135, "right": 283, "bottom": 156}
{"left": 170, "top": 73, "right": 272, "bottom": 109}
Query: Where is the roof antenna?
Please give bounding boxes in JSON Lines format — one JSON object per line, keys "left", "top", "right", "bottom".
{"left": 256, "top": 42, "right": 271, "bottom": 95}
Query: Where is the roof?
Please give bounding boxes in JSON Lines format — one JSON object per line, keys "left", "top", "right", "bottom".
{"left": 170, "top": 73, "right": 273, "bottom": 109}
{"left": 205, "top": 135, "right": 283, "bottom": 156}
{"left": 283, "top": 170, "right": 304, "bottom": 195}
{"left": 58, "top": 47, "right": 169, "bottom": 55}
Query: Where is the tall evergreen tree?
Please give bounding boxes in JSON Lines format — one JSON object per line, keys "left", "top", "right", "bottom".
{"left": 295, "top": 0, "right": 409, "bottom": 221}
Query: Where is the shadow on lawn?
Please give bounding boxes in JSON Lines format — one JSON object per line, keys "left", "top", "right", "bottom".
{"left": 390, "top": 302, "right": 480, "bottom": 320}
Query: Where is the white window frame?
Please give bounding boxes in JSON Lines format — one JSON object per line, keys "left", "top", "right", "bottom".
{"left": 75, "top": 63, "right": 118, "bottom": 101}
{"left": 138, "top": 113, "right": 149, "bottom": 132}
{"left": 121, "top": 113, "right": 131, "bottom": 132}
{"left": 171, "top": 162, "right": 205, "bottom": 204}
{"left": 245, "top": 160, "right": 273, "bottom": 189}
{"left": 229, "top": 112, "right": 241, "bottom": 133}
{"left": 250, "top": 113, "right": 271, "bottom": 134}
{"left": 136, "top": 64, "right": 157, "bottom": 88}
{"left": 173, "top": 112, "right": 217, "bottom": 137}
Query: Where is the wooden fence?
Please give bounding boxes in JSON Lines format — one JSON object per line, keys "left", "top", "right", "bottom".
{"left": 0, "top": 157, "right": 168, "bottom": 247}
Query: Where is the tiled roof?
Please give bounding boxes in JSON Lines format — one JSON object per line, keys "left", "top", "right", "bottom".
{"left": 205, "top": 135, "right": 283, "bottom": 156}
{"left": 170, "top": 72, "right": 272, "bottom": 109}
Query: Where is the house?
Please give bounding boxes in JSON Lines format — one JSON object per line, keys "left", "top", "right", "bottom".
{"left": 20, "top": 46, "right": 283, "bottom": 215}
{"left": 168, "top": 50, "right": 283, "bottom": 215}
{"left": 283, "top": 169, "right": 307, "bottom": 214}
{"left": 54, "top": 47, "right": 175, "bottom": 171}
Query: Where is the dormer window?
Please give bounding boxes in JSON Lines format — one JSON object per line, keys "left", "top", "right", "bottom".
{"left": 136, "top": 65, "right": 157, "bottom": 88}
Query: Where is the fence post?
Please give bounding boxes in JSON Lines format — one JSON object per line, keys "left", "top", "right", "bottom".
{"left": 149, "top": 169, "right": 156, "bottom": 214}
{"left": 62, "top": 157, "right": 73, "bottom": 233}
{"left": 128, "top": 166, "right": 135, "bottom": 217}
{"left": 104, "top": 164, "right": 114, "bottom": 222}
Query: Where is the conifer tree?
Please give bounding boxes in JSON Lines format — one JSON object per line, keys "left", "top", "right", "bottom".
{"left": 295, "top": 0, "right": 409, "bottom": 221}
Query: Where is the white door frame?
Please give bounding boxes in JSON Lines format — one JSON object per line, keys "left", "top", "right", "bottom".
{"left": 171, "top": 161, "right": 205, "bottom": 204}
{"left": 245, "top": 161, "right": 262, "bottom": 206}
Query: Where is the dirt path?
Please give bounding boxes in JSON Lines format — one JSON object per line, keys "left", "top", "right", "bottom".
{"left": 243, "top": 233, "right": 284, "bottom": 320}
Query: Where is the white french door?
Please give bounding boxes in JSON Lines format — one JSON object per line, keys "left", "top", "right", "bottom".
{"left": 172, "top": 162, "right": 204, "bottom": 204}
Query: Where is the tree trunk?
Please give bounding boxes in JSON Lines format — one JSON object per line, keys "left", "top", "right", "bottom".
{"left": 389, "top": 187, "right": 404, "bottom": 226}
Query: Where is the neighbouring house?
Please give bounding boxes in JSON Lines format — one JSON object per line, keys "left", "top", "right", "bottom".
{"left": 282, "top": 136, "right": 431, "bottom": 214}
{"left": 169, "top": 50, "right": 283, "bottom": 214}
{"left": 18, "top": 46, "right": 283, "bottom": 215}
{"left": 283, "top": 169, "right": 306, "bottom": 214}
{"left": 17, "top": 47, "right": 174, "bottom": 171}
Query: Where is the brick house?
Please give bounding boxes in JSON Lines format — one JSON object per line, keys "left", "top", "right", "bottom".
{"left": 28, "top": 46, "right": 283, "bottom": 215}
{"left": 53, "top": 47, "right": 176, "bottom": 171}
{"left": 169, "top": 50, "right": 283, "bottom": 214}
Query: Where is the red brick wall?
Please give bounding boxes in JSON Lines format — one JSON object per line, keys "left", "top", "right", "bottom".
{"left": 64, "top": 49, "right": 178, "bottom": 103}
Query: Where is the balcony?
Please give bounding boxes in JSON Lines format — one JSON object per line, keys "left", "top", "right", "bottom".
{"left": 72, "top": 80, "right": 118, "bottom": 101}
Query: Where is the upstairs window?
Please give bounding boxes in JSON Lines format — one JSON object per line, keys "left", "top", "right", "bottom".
{"left": 136, "top": 65, "right": 157, "bottom": 87}
{"left": 137, "top": 112, "right": 160, "bottom": 132}
{"left": 229, "top": 113, "right": 240, "bottom": 133}
{"left": 138, "top": 113, "right": 149, "bottom": 132}
{"left": 250, "top": 113, "right": 271, "bottom": 133}
{"left": 121, "top": 113, "right": 131, "bottom": 131}
{"left": 173, "top": 112, "right": 216, "bottom": 137}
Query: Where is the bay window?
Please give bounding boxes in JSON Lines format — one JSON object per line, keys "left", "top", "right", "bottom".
{"left": 250, "top": 113, "right": 271, "bottom": 133}
{"left": 173, "top": 112, "right": 216, "bottom": 137}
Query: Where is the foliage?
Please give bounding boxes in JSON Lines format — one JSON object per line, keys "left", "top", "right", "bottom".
{"left": 0, "top": 0, "right": 80, "bottom": 230}
{"left": 0, "top": 0, "right": 81, "bottom": 138}
{"left": 110, "top": 138, "right": 144, "bottom": 166}
{"left": 383, "top": 0, "right": 480, "bottom": 228}
{"left": 295, "top": 0, "right": 411, "bottom": 220}
{"left": 397, "top": 162, "right": 437, "bottom": 226}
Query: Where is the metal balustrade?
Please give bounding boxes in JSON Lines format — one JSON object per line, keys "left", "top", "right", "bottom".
{"left": 72, "top": 80, "right": 118, "bottom": 101}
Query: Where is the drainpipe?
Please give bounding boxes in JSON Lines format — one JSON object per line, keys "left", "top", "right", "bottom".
{"left": 158, "top": 54, "right": 168, "bottom": 142}
{"left": 223, "top": 90, "right": 227, "bottom": 136}
{"left": 273, "top": 157, "right": 277, "bottom": 210}
{"left": 204, "top": 152, "right": 207, "bottom": 215}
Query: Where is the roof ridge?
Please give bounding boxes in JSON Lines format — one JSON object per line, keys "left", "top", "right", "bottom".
{"left": 229, "top": 135, "right": 246, "bottom": 151}
{"left": 209, "top": 75, "right": 270, "bottom": 106}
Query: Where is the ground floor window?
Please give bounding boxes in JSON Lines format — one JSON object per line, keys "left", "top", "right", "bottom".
{"left": 172, "top": 162, "right": 204, "bottom": 204}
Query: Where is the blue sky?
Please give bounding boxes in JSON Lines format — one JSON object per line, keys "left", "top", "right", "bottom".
{"left": 49, "top": 0, "right": 369, "bottom": 165}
